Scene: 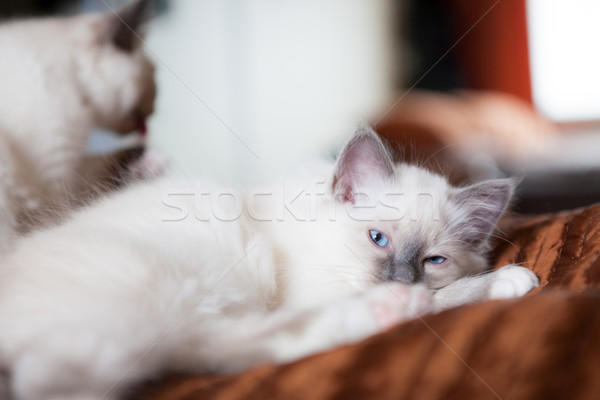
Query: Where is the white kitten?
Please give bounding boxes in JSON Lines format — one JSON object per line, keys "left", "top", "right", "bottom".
{"left": 0, "top": 127, "right": 538, "bottom": 400}
{"left": 0, "top": 0, "right": 156, "bottom": 252}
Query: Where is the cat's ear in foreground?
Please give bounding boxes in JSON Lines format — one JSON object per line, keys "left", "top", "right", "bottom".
{"left": 107, "top": 0, "right": 153, "bottom": 52}
{"left": 451, "top": 178, "right": 517, "bottom": 250}
{"left": 331, "top": 126, "right": 394, "bottom": 203}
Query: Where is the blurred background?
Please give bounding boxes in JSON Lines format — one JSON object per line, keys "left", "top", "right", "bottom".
{"left": 2, "top": 0, "right": 599, "bottom": 212}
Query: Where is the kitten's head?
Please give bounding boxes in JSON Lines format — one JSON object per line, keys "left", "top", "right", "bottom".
{"left": 331, "top": 127, "right": 515, "bottom": 289}
{"left": 76, "top": 0, "right": 156, "bottom": 134}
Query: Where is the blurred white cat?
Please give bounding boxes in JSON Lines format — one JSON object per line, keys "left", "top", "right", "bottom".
{"left": 0, "top": 0, "right": 156, "bottom": 253}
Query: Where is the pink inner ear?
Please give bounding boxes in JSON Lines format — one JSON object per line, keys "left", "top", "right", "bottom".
{"left": 333, "top": 178, "right": 355, "bottom": 203}
{"left": 332, "top": 130, "right": 394, "bottom": 203}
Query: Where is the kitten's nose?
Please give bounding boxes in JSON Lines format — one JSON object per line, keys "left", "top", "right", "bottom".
{"left": 384, "top": 261, "right": 422, "bottom": 284}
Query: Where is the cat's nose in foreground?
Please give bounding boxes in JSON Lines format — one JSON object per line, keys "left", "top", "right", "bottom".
{"left": 381, "top": 261, "right": 422, "bottom": 284}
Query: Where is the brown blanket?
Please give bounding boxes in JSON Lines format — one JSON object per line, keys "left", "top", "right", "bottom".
{"left": 135, "top": 204, "right": 600, "bottom": 400}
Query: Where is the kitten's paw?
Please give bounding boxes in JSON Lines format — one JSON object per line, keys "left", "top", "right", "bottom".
{"left": 367, "top": 284, "right": 433, "bottom": 330}
{"left": 487, "top": 265, "right": 539, "bottom": 300}
{"left": 128, "top": 149, "right": 169, "bottom": 180}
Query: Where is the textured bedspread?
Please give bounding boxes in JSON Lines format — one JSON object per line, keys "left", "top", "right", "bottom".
{"left": 134, "top": 204, "right": 600, "bottom": 400}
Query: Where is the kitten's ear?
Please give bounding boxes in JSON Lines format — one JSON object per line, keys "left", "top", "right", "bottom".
{"left": 451, "top": 178, "right": 517, "bottom": 249}
{"left": 107, "top": 0, "right": 152, "bottom": 52}
{"left": 331, "top": 126, "right": 394, "bottom": 203}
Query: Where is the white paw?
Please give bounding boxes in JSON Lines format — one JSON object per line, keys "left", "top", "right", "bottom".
{"left": 487, "top": 265, "right": 539, "bottom": 300}
{"left": 128, "top": 149, "right": 169, "bottom": 180}
{"left": 366, "top": 283, "right": 433, "bottom": 330}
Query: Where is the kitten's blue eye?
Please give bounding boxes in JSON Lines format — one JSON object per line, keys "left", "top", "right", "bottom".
{"left": 425, "top": 256, "right": 446, "bottom": 265}
{"left": 369, "top": 230, "right": 389, "bottom": 248}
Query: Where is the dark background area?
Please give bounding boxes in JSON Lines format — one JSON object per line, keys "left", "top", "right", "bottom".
{"left": 0, "top": 0, "right": 71, "bottom": 17}
{"left": 403, "top": 0, "right": 464, "bottom": 91}
{"left": 0, "top": 0, "right": 168, "bottom": 18}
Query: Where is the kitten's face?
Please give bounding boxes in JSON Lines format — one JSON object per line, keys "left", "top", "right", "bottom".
{"left": 85, "top": 44, "right": 156, "bottom": 135}
{"left": 331, "top": 128, "right": 514, "bottom": 290}
{"left": 78, "top": 0, "right": 156, "bottom": 134}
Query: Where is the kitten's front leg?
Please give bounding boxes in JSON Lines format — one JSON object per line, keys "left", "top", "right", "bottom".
{"left": 277, "top": 284, "right": 433, "bottom": 362}
{"left": 188, "top": 284, "right": 433, "bottom": 373}
{"left": 433, "top": 265, "right": 539, "bottom": 312}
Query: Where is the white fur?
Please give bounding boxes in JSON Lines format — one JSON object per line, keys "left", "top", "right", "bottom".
{"left": 0, "top": 129, "right": 539, "bottom": 399}
{"left": 432, "top": 265, "right": 539, "bottom": 311}
{"left": 0, "top": 176, "right": 427, "bottom": 399}
{"left": 0, "top": 8, "right": 155, "bottom": 252}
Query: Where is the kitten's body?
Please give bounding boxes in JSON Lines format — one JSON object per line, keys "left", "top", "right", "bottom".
{"left": 0, "top": 128, "right": 538, "bottom": 400}
{"left": 0, "top": 1, "right": 155, "bottom": 251}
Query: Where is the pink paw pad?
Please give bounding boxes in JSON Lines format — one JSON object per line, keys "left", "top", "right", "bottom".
{"left": 368, "top": 284, "right": 433, "bottom": 331}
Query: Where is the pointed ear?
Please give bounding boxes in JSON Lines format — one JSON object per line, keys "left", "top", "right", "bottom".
{"left": 451, "top": 178, "right": 517, "bottom": 249}
{"left": 107, "top": 0, "right": 152, "bottom": 52}
{"left": 331, "top": 126, "right": 394, "bottom": 203}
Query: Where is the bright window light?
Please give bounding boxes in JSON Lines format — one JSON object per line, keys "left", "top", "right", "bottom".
{"left": 527, "top": 0, "right": 600, "bottom": 121}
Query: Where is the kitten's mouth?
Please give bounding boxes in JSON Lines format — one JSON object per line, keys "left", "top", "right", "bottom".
{"left": 137, "top": 116, "right": 148, "bottom": 137}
